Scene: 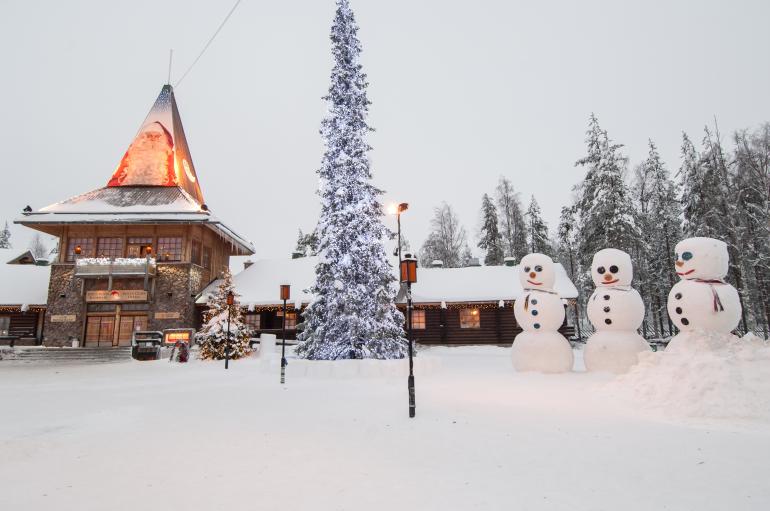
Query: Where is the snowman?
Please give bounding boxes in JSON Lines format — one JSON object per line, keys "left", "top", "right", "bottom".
{"left": 511, "top": 253, "right": 574, "bottom": 373}
{"left": 584, "top": 248, "right": 651, "bottom": 373}
{"left": 666, "top": 237, "right": 741, "bottom": 351}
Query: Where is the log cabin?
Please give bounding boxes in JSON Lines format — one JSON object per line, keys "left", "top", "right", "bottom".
{"left": 196, "top": 257, "right": 579, "bottom": 346}
{"left": 0, "top": 249, "right": 50, "bottom": 346}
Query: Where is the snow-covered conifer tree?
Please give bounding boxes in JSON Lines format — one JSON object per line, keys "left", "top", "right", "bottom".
{"left": 0, "top": 221, "right": 11, "bottom": 249}
{"left": 477, "top": 193, "right": 504, "bottom": 265}
{"left": 292, "top": 229, "right": 318, "bottom": 258}
{"left": 525, "top": 195, "right": 551, "bottom": 255}
{"left": 198, "top": 268, "right": 251, "bottom": 360}
{"left": 296, "top": 0, "right": 406, "bottom": 360}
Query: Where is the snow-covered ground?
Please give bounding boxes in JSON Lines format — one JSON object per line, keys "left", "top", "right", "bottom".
{"left": 1, "top": 345, "right": 769, "bottom": 511}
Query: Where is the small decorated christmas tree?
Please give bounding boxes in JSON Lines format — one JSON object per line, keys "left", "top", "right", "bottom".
{"left": 197, "top": 268, "right": 251, "bottom": 360}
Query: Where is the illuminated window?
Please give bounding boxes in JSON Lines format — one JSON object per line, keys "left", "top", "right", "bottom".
{"left": 202, "top": 247, "right": 212, "bottom": 270}
{"left": 411, "top": 309, "right": 426, "bottom": 329}
{"left": 459, "top": 308, "right": 481, "bottom": 329}
{"left": 277, "top": 310, "right": 297, "bottom": 330}
{"left": 157, "top": 237, "right": 183, "bottom": 262}
{"left": 66, "top": 237, "right": 95, "bottom": 261}
{"left": 97, "top": 238, "right": 123, "bottom": 258}
{"left": 191, "top": 240, "right": 202, "bottom": 266}
{"left": 126, "top": 237, "right": 153, "bottom": 258}
{"left": 244, "top": 314, "right": 261, "bottom": 331}
{"left": 0, "top": 316, "right": 10, "bottom": 336}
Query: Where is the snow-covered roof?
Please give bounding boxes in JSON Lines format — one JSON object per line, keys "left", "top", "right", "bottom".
{"left": 197, "top": 257, "right": 579, "bottom": 309}
{"left": 407, "top": 263, "right": 579, "bottom": 303}
{"left": 0, "top": 249, "right": 51, "bottom": 306}
{"left": 16, "top": 186, "right": 254, "bottom": 255}
{"left": 198, "top": 257, "right": 318, "bottom": 308}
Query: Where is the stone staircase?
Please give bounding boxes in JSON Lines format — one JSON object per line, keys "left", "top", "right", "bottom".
{"left": 2, "top": 346, "right": 133, "bottom": 365}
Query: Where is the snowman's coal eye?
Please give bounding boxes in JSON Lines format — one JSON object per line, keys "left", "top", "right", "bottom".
{"left": 682, "top": 251, "right": 693, "bottom": 261}
{"left": 534, "top": 265, "right": 543, "bottom": 272}
{"left": 597, "top": 266, "right": 606, "bottom": 274}
{"left": 523, "top": 266, "right": 530, "bottom": 273}
{"left": 609, "top": 265, "right": 618, "bottom": 273}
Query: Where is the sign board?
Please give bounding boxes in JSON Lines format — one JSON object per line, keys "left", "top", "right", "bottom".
{"left": 155, "top": 312, "right": 181, "bottom": 320}
{"left": 163, "top": 329, "right": 194, "bottom": 345}
{"left": 86, "top": 290, "right": 148, "bottom": 303}
{"left": 51, "top": 314, "right": 77, "bottom": 323}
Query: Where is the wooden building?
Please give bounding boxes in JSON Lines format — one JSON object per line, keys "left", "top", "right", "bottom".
{"left": 16, "top": 85, "right": 254, "bottom": 347}
{"left": 0, "top": 249, "right": 50, "bottom": 346}
{"left": 197, "top": 257, "right": 579, "bottom": 345}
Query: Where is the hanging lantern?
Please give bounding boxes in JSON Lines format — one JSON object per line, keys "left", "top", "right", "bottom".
{"left": 280, "top": 284, "right": 291, "bottom": 301}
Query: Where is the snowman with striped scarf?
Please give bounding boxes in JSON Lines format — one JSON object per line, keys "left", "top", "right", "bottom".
{"left": 511, "top": 253, "right": 574, "bottom": 373}
{"left": 584, "top": 248, "right": 651, "bottom": 373}
{"left": 666, "top": 237, "right": 742, "bottom": 351}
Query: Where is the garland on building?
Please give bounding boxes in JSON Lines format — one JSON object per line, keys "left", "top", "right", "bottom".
{"left": 197, "top": 268, "right": 251, "bottom": 360}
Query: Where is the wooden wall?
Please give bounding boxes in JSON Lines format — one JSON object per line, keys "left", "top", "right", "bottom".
{"left": 409, "top": 307, "right": 520, "bottom": 346}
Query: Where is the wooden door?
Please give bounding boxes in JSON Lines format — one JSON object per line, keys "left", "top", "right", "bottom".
{"left": 85, "top": 316, "right": 115, "bottom": 347}
{"left": 117, "top": 315, "right": 148, "bottom": 346}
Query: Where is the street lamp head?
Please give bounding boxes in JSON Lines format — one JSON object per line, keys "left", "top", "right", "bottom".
{"left": 74, "top": 245, "right": 82, "bottom": 256}
{"left": 145, "top": 246, "right": 153, "bottom": 256}
{"left": 398, "top": 202, "right": 409, "bottom": 213}
{"left": 226, "top": 291, "right": 234, "bottom": 306}
{"left": 400, "top": 255, "right": 418, "bottom": 284}
{"left": 280, "top": 284, "right": 291, "bottom": 301}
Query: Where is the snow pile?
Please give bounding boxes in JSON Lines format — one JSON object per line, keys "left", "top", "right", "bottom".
{"left": 613, "top": 331, "right": 770, "bottom": 422}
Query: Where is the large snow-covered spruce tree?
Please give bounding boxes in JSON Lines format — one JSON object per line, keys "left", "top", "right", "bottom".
{"left": 296, "top": 0, "right": 406, "bottom": 360}
{"left": 198, "top": 268, "right": 251, "bottom": 360}
{"left": 477, "top": 193, "right": 504, "bottom": 265}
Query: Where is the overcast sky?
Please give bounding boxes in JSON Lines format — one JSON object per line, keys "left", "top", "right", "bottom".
{"left": 1, "top": 0, "right": 768, "bottom": 260}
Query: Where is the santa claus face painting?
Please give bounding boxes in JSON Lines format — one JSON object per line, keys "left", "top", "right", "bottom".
{"left": 108, "top": 121, "right": 176, "bottom": 187}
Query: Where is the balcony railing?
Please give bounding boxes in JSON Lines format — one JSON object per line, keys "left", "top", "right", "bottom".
{"left": 74, "top": 257, "right": 157, "bottom": 278}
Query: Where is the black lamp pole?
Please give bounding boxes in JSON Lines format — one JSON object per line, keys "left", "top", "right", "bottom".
{"left": 280, "top": 284, "right": 290, "bottom": 384}
{"left": 400, "top": 254, "right": 417, "bottom": 418}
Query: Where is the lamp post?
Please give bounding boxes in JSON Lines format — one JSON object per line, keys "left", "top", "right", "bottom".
{"left": 280, "top": 284, "right": 291, "bottom": 384}
{"left": 225, "top": 290, "right": 234, "bottom": 370}
{"left": 400, "top": 254, "right": 418, "bottom": 418}
{"left": 389, "top": 202, "right": 409, "bottom": 264}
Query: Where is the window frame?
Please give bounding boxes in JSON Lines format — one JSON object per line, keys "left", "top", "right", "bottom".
{"left": 459, "top": 308, "right": 481, "bottom": 329}
{"left": 157, "top": 237, "right": 183, "bottom": 262}
{"left": 66, "top": 237, "right": 95, "bottom": 261}
{"left": 244, "top": 313, "right": 261, "bottom": 331}
{"left": 276, "top": 310, "right": 298, "bottom": 330}
{"left": 410, "top": 309, "right": 426, "bottom": 329}
{"left": 96, "top": 237, "right": 124, "bottom": 259}
{"left": 126, "top": 237, "right": 154, "bottom": 258}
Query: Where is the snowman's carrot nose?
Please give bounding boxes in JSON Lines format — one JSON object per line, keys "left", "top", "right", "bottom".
{"left": 676, "top": 261, "right": 684, "bottom": 267}
{"left": 603, "top": 274, "right": 613, "bottom": 282}
{"left": 529, "top": 272, "right": 537, "bottom": 278}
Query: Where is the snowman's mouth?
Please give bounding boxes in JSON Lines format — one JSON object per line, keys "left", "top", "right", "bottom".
{"left": 601, "top": 278, "right": 619, "bottom": 285}
{"left": 527, "top": 280, "right": 542, "bottom": 286}
{"left": 677, "top": 269, "right": 695, "bottom": 276}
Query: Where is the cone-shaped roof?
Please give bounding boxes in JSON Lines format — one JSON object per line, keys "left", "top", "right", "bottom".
{"left": 107, "top": 85, "right": 205, "bottom": 204}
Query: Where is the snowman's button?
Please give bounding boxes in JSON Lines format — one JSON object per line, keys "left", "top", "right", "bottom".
{"left": 681, "top": 318, "right": 690, "bottom": 326}
{"left": 603, "top": 295, "right": 610, "bottom": 301}
{"left": 531, "top": 299, "right": 538, "bottom": 305}
{"left": 675, "top": 307, "right": 682, "bottom": 314}
{"left": 531, "top": 310, "right": 538, "bottom": 316}
{"left": 604, "top": 318, "right": 612, "bottom": 325}
{"left": 603, "top": 306, "right": 610, "bottom": 313}
{"left": 675, "top": 293, "right": 682, "bottom": 300}
{"left": 534, "top": 323, "right": 541, "bottom": 329}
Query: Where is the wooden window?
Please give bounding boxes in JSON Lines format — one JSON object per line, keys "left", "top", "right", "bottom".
{"left": 157, "top": 237, "right": 183, "bottom": 262}
{"left": 202, "top": 246, "right": 212, "bottom": 270}
{"left": 191, "top": 240, "right": 202, "bottom": 266}
{"left": 410, "top": 309, "right": 426, "bottom": 329}
{"left": 0, "top": 316, "right": 10, "bottom": 336}
{"left": 66, "top": 237, "right": 95, "bottom": 261}
{"left": 276, "top": 310, "right": 297, "bottom": 330}
{"left": 244, "top": 314, "right": 261, "bottom": 331}
{"left": 126, "top": 237, "right": 153, "bottom": 258}
{"left": 97, "top": 237, "right": 123, "bottom": 258}
{"left": 459, "top": 308, "right": 481, "bottom": 329}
